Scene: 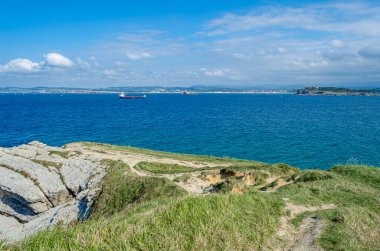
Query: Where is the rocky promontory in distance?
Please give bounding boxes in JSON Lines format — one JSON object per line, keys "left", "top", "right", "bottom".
{"left": 296, "top": 86, "right": 380, "bottom": 96}
{"left": 0, "top": 141, "right": 379, "bottom": 250}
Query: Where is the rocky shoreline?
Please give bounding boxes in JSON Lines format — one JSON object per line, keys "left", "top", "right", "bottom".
{"left": 0, "top": 141, "right": 106, "bottom": 243}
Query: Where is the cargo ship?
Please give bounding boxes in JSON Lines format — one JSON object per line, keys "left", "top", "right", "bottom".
{"left": 119, "top": 92, "right": 146, "bottom": 99}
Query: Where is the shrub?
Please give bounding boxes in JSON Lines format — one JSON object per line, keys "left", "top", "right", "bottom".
{"left": 92, "top": 160, "right": 187, "bottom": 218}
{"left": 296, "top": 170, "right": 333, "bottom": 182}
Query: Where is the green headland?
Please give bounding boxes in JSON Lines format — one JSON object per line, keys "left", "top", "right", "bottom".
{"left": 1, "top": 142, "right": 379, "bottom": 251}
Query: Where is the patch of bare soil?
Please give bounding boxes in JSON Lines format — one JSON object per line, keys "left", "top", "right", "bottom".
{"left": 274, "top": 202, "right": 336, "bottom": 251}
{"left": 291, "top": 215, "right": 325, "bottom": 251}
{"left": 264, "top": 178, "right": 293, "bottom": 192}
{"left": 66, "top": 143, "right": 228, "bottom": 170}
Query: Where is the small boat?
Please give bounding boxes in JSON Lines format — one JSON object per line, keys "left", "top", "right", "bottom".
{"left": 119, "top": 92, "right": 146, "bottom": 99}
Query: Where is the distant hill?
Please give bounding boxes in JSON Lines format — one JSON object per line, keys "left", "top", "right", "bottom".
{"left": 296, "top": 86, "right": 380, "bottom": 96}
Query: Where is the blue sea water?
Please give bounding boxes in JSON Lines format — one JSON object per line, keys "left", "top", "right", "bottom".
{"left": 0, "top": 93, "right": 379, "bottom": 169}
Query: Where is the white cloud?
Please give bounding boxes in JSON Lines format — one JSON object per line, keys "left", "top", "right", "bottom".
{"left": 201, "top": 3, "right": 380, "bottom": 37}
{"left": 199, "top": 68, "right": 228, "bottom": 77}
{"left": 117, "top": 30, "right": 163, "bottom": 43}
{"left": 2, "top": 3, "right": 380, "bottom": 87}
{"left": 231, "top": 53, "right": 251, "bottom": 60}
{"left": 103, "top": 69, "right": 118, "bottom": 77}
{"left": 89, "top": 56, "right": 100, "bottom": 67}
{"left": 277, "top": 47, "right": 287, "bottom": 53}
{"left": 0, "top": 53, "right": 76, "bottom": 75}
{"left": 0, "top": 58, "right": 41, "bottom": 73}
{"left": 44, "top": 53, "right": 73, "bottom": 67}
{"left": 331, "top": 40, "right": 344, "bottom": 48}
{"left": 115, "top": 61, "right": 128, "bottom": 67}
{"left": 126, "top": 52, "right": 152, "bottom": 60}
{"left": 76, "top": 57, "right": 91, "bottom": 68}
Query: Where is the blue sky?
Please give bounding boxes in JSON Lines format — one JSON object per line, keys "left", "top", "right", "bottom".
{"left": 0, "top": 0, "right": 380, "bottom": 88}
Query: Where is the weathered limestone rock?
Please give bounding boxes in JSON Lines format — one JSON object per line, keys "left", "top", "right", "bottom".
{"left": 0, "top": 200, "right": 79, "bottom": 243}
{"left": 0, "top": 167, "right": 50, "bottom": 215}
{"left": 0, "top": 197, "right": 36, "bottom": 223}
{"left": 0, "top": 141, "right": 107, "bottom": 244}
{"left": 0, "top": 153, "right": 71, "bottom": 206}
{"left": 0, "top": 141, "right": 62, "bottom": 160}
{"left": 0, "top": 176, "right": 104, "bottom": 243}
{"left": 1, "top": 147, "right": 37, "bottom": 159}
{"left": 0, "top": 214, "right": 21, "bottom": 236}
{"left": 59, "top": 159, "right": 101, "bottom": 194}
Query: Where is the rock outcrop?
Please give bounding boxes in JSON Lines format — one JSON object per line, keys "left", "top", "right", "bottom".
{"left": 0, "top": 141, "right": 106, "bottom": 243}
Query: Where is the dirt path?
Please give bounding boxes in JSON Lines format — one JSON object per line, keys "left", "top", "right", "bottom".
{"left": 275, "top": 202, "right": 335, "bottom": 251}
{"left": 66, "top": 143, "right": 228, "bottom": 170}
{"left": 261, "top": 177, "right": 293, "bottom": 192}
{"left": 64, "top": 142, "right": 336, "bottom": 249}
{"left": 290, "top": 215, "right": 325, "bottom": 251}
{"left": 65, "top": 143, "right": 227, "bottom": 194}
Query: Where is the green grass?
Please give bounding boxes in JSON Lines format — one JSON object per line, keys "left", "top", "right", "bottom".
{"left": 254, "top": 163, "right": 300, "bottom": 176}
{"left": 331, "top": 164, "right": 380, "bottom": 189}
{"left": 81, "top": 142, "right": 255, "bottom": 166}
{"left": 295, "top": 170, "right": 333, "bottom": 183}
{"left": 7, "top": 191, "right": 283, "bottom": 251}
{"left": 5, "top": 157, "right": 284, "bottom": 251}
{"left": 49, "top": 150, "right": 69, "bottom": 159}
{"left": 275, "top": 164, "right": 380, "bottom": 250}
{"left": 3, "top": 148, "right": 379, "bottom": 251}
{"left": 136, "top": 161, "right": 197, "bottom": 174}
{"left": 319, "top": 206, "right": 380, "bottom": 251}
{"left": 31, "top": 159, "right": 62, "bottom": 169}
{"left": 92, "top": 160, "right": 187, "bottom": 218}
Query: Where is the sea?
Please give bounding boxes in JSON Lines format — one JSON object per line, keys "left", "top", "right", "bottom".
{"left": 0, "top": 93, "right": 379, "bottom": 170}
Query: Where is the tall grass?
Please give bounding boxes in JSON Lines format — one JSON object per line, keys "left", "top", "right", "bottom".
{"left": 276, "top": 164, "right": 380, "bottom": 250}
{"left": 7, "top": 191, "right": 283, "bottom": 251}
{"left": 3, "top": 155, "right": 379, "bottom": 251}
{"left": 136, "top": 161, "right": 196, "bottom": 174}
{"left": 92, "top": 160, "right": 187, "bottom": 218}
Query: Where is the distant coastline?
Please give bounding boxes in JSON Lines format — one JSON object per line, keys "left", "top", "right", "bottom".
{"left": 1, "top": 86, "right": 380, "bottom": 95}
{"left": 0, "top": 87, "right": 292, "bottom": 95}
{"left": 296, "top": 86, "right": 380, "bottom": 96}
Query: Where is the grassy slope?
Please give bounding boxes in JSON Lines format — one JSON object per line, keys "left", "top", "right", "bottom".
{"left": 80, "top": 142, "right": 257, "bottom": 166}
{"left": 5, "top": 159, "right": 283, "bottom": 251}
{"left": 136, "top": 161, "right": 197, "bottom": 174}
{"left": 277, "top": 165, "right": 380, "bottom": 250}
{"left": 3, "top": 147, "right": 380, "bottom": 251}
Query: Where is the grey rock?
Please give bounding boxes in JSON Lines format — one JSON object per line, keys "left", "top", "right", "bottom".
{"left": 0, "top": 166, "right": 50, "bottom": 215}
{"left": 1, "top": 146, "right": 37, "bottom": 159}
{"left": 0, "top": 195, "right": 36, "bottom": 223}
{"left": 0, "top": 200, "right": 80, "bottom": 243}
{"left": 59, "top": 158, "right": 102, "bottom": 194}
{"left": 0, "top": 153, "right": 71, "bottom": 206}
{"left": 1, "top": 185, "right": 100, "bottom": 243}
{"left": 0, "top": 141, "right": 107, "bottom": 244}
{"left": 0, "top": 214, "right": 21, "bottom": 236}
